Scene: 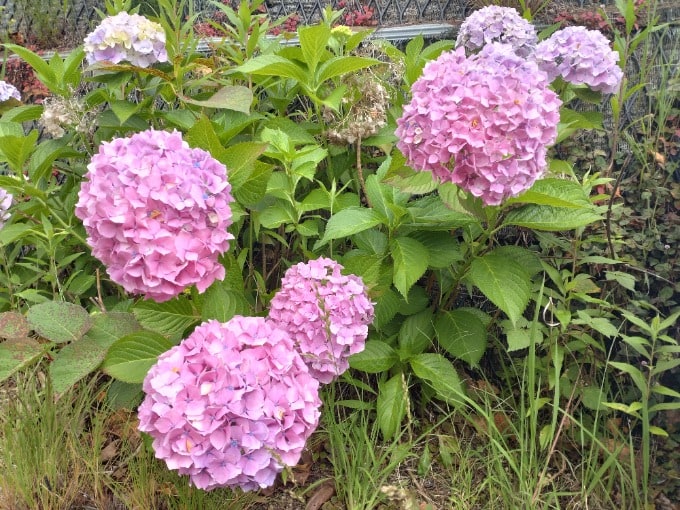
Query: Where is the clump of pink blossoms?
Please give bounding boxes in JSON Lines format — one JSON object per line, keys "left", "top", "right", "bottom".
{"left": 0, "top": 188, "right": 12, "bottom": 228}
{"left": 84, "top": 11, "right": 168, "bottom": 67}
{"left": 75, "top": 129, "right": 234, "bottom": 302}
{"left": 456, "top": 5, "right": 538, "bottom": 57}
{"left": 138, "top": 317, "right": 322, "bottom": 491}
{"left": 268, "top": 257, "right": 375, "bottom": 384}
{"left": 396, "top": 43, "right": 562, "bottom": 206}
{"left": 534, "top": 26, "right": 623, "bottom": 94}
{"left": 0, "top": 80, "right": 21, "bottom": 102}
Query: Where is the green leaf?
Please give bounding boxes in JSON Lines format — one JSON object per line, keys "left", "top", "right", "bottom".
{"left": 608, "top": 361, "right": 647, "bottom": 394}
{"left": 0, "top": 130, "right": 39, "bottom": 173}
{"left": 27, "top": 301, "right": 92, "bottom": 344}
{"left": 110, "top": 100, "right": 141, "bottom": 125}
{"left": 106, "top": 380, "right": 143, "bottom": 410}
{"left": 183, "top": 86, "right": 253, "bottom": 114}
{"left": 410, "top": 353, "right": 465, "bottom": 405}
{"left": 506, "top": 178, "right": 592, "bottom": 208}
{"left": 349, "top": 340, "right": 399, "bottom": 373}
{"left": 316, "top": 55, "right": 379, "bottom": 84}
{"left": 200, "top": 281, "right": 251, "bottom": 323}
{"left": 259, "top": 201, "right": 297, "bottom": 229}
{"left": 435, "top": 310, "right": 487, "bottom": 366}
{"left": 406, "top": 195, "right": 478, "bottom": 230}
{"left": 373, "top": 289, "right": 401, "bottom": 330}
{"left": 0, "top": 311, "right": 30, "bottom": 339}
{"left": 504, "top": 204, "right": 601, "bottom": 231}
{"left": 0, "top": 338, "right": 47, "bottom": 383}
{"left": 133, "top": 297, "right": 199, "bottom": 339}
{"left": 502, "top": 317, "right": 542, "bottom": 352}
{"left": 398, "top": 308, "right": 434, "bottom": 357}
{"left": 102, "top": 331, "right": 175, "bottom": 384}
{"left": 85, "top": 312, "right": 142, "bottom": 350}
{"left": 377, "top": 373, "right": 408, "bottom": 440}
{"left": 234, "top": 161, "right": 273, "bottom": 206}
{"left": 299, "top": 24, "right": 331, "bottom": 75}
{"left": 390, "top": 236, "right": 429, "bottom": 299}
{"left": 236, "top": 55, "right": 308, "bottom": 83}
{"left": 4, "top": 44, "right": 57, "bottom": 91}
{"left": 467, "top": 251, "right": 531, "bottom": 325}
{"left": 316, "top": 207, "right": 384, "bottom": 248}
{"left": 49, "top": 335, "right": 108, "bottom": 394}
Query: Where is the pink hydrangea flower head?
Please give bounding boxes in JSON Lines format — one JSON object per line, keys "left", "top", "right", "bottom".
{"left": 268, "top": 257, "right": 375, "bottom": 384}
{"left": 0, "top": 188, "right": 13, "bottom": 228}
{"left": 75, "top": 129, "right": 234, "bottom": 302}
{"left": 0, "top": 80, "right": 21, "bottom": 102}
{"left": 138, "top": 317, "right": 322, "bottom": 491}
{"left": 456, "top": 5, "right": 538, "bottom": 57}
{"left": 534, "top": 26, "right": 623, "bottom": 94}
{"left": 396, "top": 43, "right": 562, "bottom": 206}
{"left": 84, "top": 11, "right": 168, "bottom": 67}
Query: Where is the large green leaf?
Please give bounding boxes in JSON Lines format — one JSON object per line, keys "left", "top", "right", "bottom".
{"left": 102, "top": 331, "right": 175, "bottom": 384}
{"left": 27, "top": 301, "right": 92, "bottom": 344}
{"left": 398, "top": 308, "right": 434, "bottom": 357}
{"left": 377, "top": 373, "right": 408, "bottom": 440}
{"left": 236, "top": 55, "right": 308, "bottom": 83}
{"left": 182, "top": 86, "right": 253, "bottom": 114}
{"left": 298, "top": 24, "right": 331, "bottom": 75}
{"left": 406, "top": 195, "right": 478, "bottom": 230}
{"left": 315, "top": 207, "right": 384, "bottom": 248}
{"left": 466, "top": 251, "right": 531, "bottom": 325}
{"left": 316, "top": 56, "right": 380, "bottom": 84}
{"left": 434, "top": 310, "right": 487, "bottom": 366}
{"left": 349, "top": 340, "right": 398, "bottom": 373}
{"left": 84, "top": 312, "right": 142, "bottom": 350}
{"left": 504, "top": 204, "right": 602, "bottom": 231}
{"left": 200, "top": 281, "right": 251, "bottom": 323}
{"left": 506, "top": 178, "right": 592, "bottom": 208}
{"left": 133, "top": 297, "right": 199, "bottom": 339}
{"left": 410, "top": 353, "right": 465, "bottom": 405}
{"left": 0, "top": 338, "right": 47, "bottom": 383}
{"left": 390, "top": 236, "right": 429, "bottom": 299}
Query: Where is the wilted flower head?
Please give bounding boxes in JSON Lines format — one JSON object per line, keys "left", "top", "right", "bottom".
{"left": 75, "top": 129, "right": 234, "bottom": 302}
{"left": 0, "top": 188, "right": 12, "bottom": 228}
{"left": 138, "top": 317, "right": 322, "bottom": 491}
{"left": 396, "top": 43, "right": 561, "bottom": 206}
{"left": 84, "top": 11, "right": 168, "bottom": 67}
{"left": 456, "top": 5, "right": 538, "bottom": 57}
{"left": 534, "top": 26, "right": 623, "bottom": 94}
{"left": 268, "top": 257, "right": 375, "bottom": 384}
{"left": 40, "top": 95, "right": 91, "bottom": 138}
{"left": 0, "top": 80, "right": 21, "bottom": 102}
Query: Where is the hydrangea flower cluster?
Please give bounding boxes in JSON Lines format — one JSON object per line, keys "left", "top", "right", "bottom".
{"left": 396, "top": 43, "right": 561, "bottom": 206}
{"left": 0, "top": 188, "right": 12, "bottom": 229}
{"left": 138, "top": 317, "right": 322, "bottom": 491}
{"left": 83, "top": 11, "right": 168, "bottom": 67}
{"left": 0, "top": 80, "right": 21, "bottom": 102}
{"left": 534, "top": 26, "right": 624, "bottom": 94}
{"left": 455, "top": 5, "right": 538, "bottom": 58}
{"left": 75, "top": 129, "right": 234, "bottom": 302}
{"left": 268, "top": 257, "right": 374, "bottom": 384}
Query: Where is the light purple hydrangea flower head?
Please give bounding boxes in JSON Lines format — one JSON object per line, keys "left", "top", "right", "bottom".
{"left": 268, "top": 257, "right": 375, "bottom": 384}
{"left": 84, "top": 11, "right": 168, "bottom": 67}
{"left": 456, "top": 5, "right": 538, "bottom": 57}
{"left": 396, "top": 43, "right": 562, "bottom": 206}
{"left": 138, "top": 317, "right": 322, "bottom": 491}
{"left": 0, "top": 188, "right": 12, "bottom": 228}
{"left": 534, "top": 26, "right": 623, "bottom": 94}
{"left": 0, "top": 80, "right": 21, "bottom": 102}
{"left": 75, "top": 129, "right": 234, "bottom": 302}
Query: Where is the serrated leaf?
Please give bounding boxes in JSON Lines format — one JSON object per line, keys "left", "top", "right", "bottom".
{"left": 0, "top": 338, "right": 46, "bottom": 383}
{"left": 398, "top": 308, "right": 434, "bottom": 357}
{"left": 377, "top": 373, "right": 408, "bottom": 440}
{"left": 373, "top": 289, "right": 401, "bottom": 330}
{"left": 102, "top": 331, "right": 175, "bottom": 383}
{"left": 106, "top": 380, "right": 143, "bottom": 410}
{"left": 27, "top": 301, "right": 92, "bottom": 344}
{"left": 236, "top": 55, "right": 308, "bottom": 83}
{"left": 317, "top": 56, "right": 379, "bottom": 83}
{"left": 49, "top": 336, "right": 108, "bottom": 394}
{"left": 504, "top": 204, "right": 601, "bottom": 231}
{"left": 506, "top": 178, "right": 592, "bottom": 208}
{"left": 410, "top": 353, "right": 465, "bottom": 405}
{"left": 349, "top": 340, "right": 398, "bottom": 373}
{"left": 0, "top": 311, "right": 30, "bottom": 339}
{"left": 467, "top": 251, "right": 531, "bottom": 325}
{"left": 299, "top": 24, "right": 331, "bottom": 75}
{"left": 183, "top": 86, "right": 253, "bottom": 114}
{"left": 435, "top": 310, "right": 487, "bottom": 366}
{"left": 85, "top": 312, "right": 142, "bottom": 349}
{"left": 391, "top": 236, "right": 429, "bottom": 299}
{"left": 316, "top": 207, "right": 384, "bottom": 248}
{"left": 407, "top": 195, "right": 477, "bottom": 230}
{"left": 200, "top": 282, "right": 251, "bottom": 322}
{"left": 133, "top": 297, "right": 199, "bottom": 339}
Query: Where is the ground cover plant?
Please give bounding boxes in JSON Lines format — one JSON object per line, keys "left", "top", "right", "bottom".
{"left": 0, "top": 0, "right": 678, "bottom": 508}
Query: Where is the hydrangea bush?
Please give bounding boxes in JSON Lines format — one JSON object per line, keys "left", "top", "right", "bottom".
{"left": 268, "top": 257, "right": 375, "bottom": 384}
{"left": 138, "top": 317, "right": 322, "bottom": 491}
{"left": 396, "top": 43, "right": 562, "bottom": 206}
{"left": 83, "top": 11, "right": 168, "bottom": 67}
{"left": 0, "top": 80, "right": 21, "bottom": 102}
{"left": 455, "top": 5, "right": 538, "bottom": 58}
{"left": 75, "top": 129, "right": 234, "bottom": 302}
{"left": 0, "top": 189, "right": 12, "bottom": 228}
{"left": 534, "top": 26, "right": 624, "bottom": 94}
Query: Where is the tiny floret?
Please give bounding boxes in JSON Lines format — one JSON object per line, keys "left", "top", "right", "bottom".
{"left": 75, "top": 129, "right": 234, "bottom": 302}
{"left": 396, "top": 44, "right": 561, "bottom": 206}
{"left": 0, "top": 80, "right": 21, "bottom": 102}
{"left": 138, "top": 317, "right": 322, "bottom": 491}
{"left": 84, "top": 11, "right": 168, "bottom": 67}
{"left": 534, "top": 26, "right": 623, "bottom": 94}
{"left": 456, "top": 5, "right": 538, "bottom": 57}
{"left": 268, "top": 257, "right": 375, "bottom": 384}
{"left": 0, "top": 188, "right": 12, "bottom": 228}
